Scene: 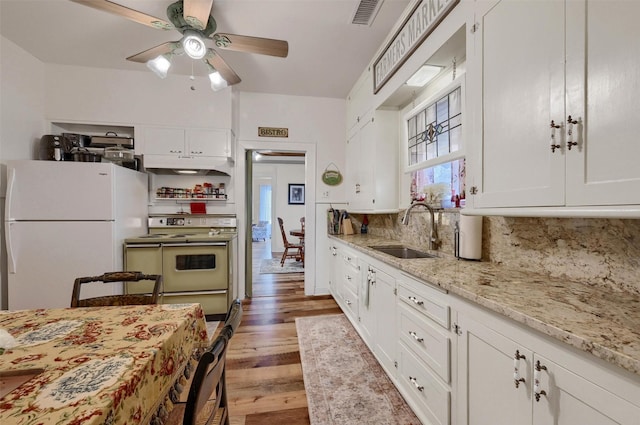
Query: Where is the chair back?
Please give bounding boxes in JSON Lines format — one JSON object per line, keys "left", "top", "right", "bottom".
{"left": 300, "top": 217, "right": 305, "bottom": 232}
{"left": 70, "top": 271, "right": 162, "bottom": 308}
{"left": 183, "top": 299, "right": 242, "bottom": 425}
{"left": 277, "top": 217, "right": 291, "bottom": 246}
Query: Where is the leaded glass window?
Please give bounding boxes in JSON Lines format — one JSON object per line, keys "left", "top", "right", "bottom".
{"left": 407, "top": 86, "right": 462, "bottom": 166}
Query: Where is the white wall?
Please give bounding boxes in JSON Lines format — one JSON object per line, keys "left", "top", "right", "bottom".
{"left": 44, "top": 64, "right": 232, "bottom": 128}
{"left": 0, "top": 36, "right": 47, "bottom": 309}
{"left": 237, "top": 92, "right": 347, "bottom": 204}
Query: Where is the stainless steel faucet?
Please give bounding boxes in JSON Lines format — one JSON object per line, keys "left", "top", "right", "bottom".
{"left": 401, "top": 201, "right": 441, "bottom": 250}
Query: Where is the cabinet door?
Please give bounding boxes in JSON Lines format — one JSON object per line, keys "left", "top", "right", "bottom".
{"left": 187, "top": 128, "right": 230, "bottom": 157}
{"left": 457, "top": 312, "right": 532, "bottom": 425}
{"left": 359, "top": 265, "right": 375, "bottom": 343}
{"left": 471, "top": 0, "right": 565, "bottom": 208}
{"left": 346, "top": 116, "right": 376, "bottom": 210}
{"left": 531, "top": 354, "right": 640, "bottom": 425}
{"left": 143, "top": 127, "right": 186, "bottom": 155}
{"left": 564, "top": 0, "right": 640, "bottom": 206}
{"left": 372, "top": 267, "right": 396, "bottom": 374}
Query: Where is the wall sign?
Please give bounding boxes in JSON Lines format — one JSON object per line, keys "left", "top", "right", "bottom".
{"left": 258, "top": 127, "right": 289, "bottom": 137}
{"left": 373, "top": 0, "right": 459, "bottom": 94}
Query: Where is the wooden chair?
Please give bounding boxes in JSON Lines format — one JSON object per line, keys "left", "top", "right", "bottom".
{"left": 299, "top": 217, "right": 305, "bottom": 244}
{"left": 70, "top": 271, "right": 162, "bottom": 307}
{"left": 168, "top": 299, "right": 243, "bottom": 425}
{"left": 277, "top": 217, "right": 304, "bottom": 267}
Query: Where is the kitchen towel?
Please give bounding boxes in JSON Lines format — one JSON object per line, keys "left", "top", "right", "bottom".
{"left": 459, "top": 214, "right": 483, "bottom": 260}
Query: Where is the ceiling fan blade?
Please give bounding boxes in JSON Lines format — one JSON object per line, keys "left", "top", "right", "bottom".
{"left": 69, "top": 0, "right": 173, "bottom": 30}
{"left": 126, "top": 42, "right": 179, "bottom": 63}
{"left": 212, "top": 33, "right": 289, "bottom": 58}
{"left": 183, "top": 0, "right": 214, "bottom": 31}
{"left": 205, "top": 52, "right": 241, "bottom": 86}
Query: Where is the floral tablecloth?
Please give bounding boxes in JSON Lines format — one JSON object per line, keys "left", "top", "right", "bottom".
{"left": 0, "top": 303, "right": 208, "bottom": 425}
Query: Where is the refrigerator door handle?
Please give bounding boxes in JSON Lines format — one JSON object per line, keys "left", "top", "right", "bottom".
{"left": 5, "top": 167, "right": 15, "bottom": 221}
{"left": 6, "top": 222, "right": 16, "bottom": 274}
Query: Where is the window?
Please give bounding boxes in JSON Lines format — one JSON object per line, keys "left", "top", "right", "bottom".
{"left": 405, "top": 78, "right": 466, "bottom": 207}
{"left": 410, "top": 159, "right": 466, "bottom": 207}
{"left": 407, "top": 85, "right": 462, "bottom": 167}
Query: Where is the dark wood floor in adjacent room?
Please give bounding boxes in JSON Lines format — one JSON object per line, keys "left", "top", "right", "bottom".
{"left": 225, "top": 241, "right": 341, "bottom": 425}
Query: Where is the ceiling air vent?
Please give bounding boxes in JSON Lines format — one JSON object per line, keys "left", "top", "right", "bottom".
{"left": 351, "top": 0, "right": 384, "bottom": 26}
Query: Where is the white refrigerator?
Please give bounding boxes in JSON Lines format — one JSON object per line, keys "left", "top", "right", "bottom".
{"left": 4, "top": 160, "right": 148, "bottom": 310}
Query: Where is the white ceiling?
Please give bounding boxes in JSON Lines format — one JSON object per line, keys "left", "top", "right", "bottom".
{"left": 0, "top": 0, "right": 411, "bottom": 99}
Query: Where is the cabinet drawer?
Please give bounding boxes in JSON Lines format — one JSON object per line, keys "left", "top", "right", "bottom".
{"left": 341, "top": 250, "right": 360, "bottom": 272}
{"left": 398, "top": 279, "right": 450, "bottom": 329}
{"left": 398, "top": 342, "right": 450, "bottom": 425}
{"left": 341, "top": 269, "right": 360, "bottom": 295}
{"left": 341, "top": 285, "right": 358, "bottom": 320}
{"left": 398, "top": 303, "right": 450, "bottom": 383}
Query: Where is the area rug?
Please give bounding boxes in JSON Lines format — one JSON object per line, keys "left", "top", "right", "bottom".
{"left": 296, "top": 314, "right": 420, "bottom": 425}
{"left": 259, "top": 258, "right": 304, "bottom": 274}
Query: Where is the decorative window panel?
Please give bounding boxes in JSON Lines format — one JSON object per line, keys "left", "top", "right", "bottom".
{"left": 407, "top": 86, "right": 462, "bottom": 167}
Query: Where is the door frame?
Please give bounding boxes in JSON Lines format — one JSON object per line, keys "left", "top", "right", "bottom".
{"left": 236, "top": 139, "right": 317, "bottom": 299}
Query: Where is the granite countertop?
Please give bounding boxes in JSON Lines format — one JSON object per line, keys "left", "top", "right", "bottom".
{"left": 329, "top": 234, "right": 640, "bottom": 377}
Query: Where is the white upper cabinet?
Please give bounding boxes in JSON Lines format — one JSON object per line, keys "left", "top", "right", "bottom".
{"left": 468, "top": 0, "right": 640, "bottom": 213}
{"left": 345, "top": 109, "right": 399, "bottom": 212}
{"left": 142, "top": 126, "right": 233, "bottom": 159}
{"left": 347, "top": 68, "right": 374, "bottom": 136}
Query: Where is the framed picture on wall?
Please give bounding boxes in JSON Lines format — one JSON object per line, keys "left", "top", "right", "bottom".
{"left": 288, "top": 184, "right": 305, "bottom": 205}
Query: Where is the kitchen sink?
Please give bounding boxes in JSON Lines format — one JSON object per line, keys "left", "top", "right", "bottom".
{"left": 369, "top": 245, "right": 437, "bottom": 259}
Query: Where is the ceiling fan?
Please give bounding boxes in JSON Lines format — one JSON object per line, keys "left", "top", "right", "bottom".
{"left": 70, "top": 0, "right": 288, "bottom": 90}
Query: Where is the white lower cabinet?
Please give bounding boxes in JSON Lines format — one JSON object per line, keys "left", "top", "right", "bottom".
{"left": 456, "top": 307, "right": 640, "bottom": 425}
{"left": 360, "top": 261, "right": 397, "bottom": 375}
{"left": 333, "top": 244, "right": 361, "bottom": 324}
{"left": 326, "top": 241, "right": 640, "bottom": 425}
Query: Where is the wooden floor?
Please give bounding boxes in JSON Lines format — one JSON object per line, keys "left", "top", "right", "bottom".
{"left": 226, "top": 240, "right": 341, "bottom": 425}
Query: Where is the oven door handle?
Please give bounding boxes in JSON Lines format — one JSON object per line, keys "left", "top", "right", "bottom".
{"left": 126, "top": 243, "right": 162, "bottom": 248}
{"left": 166, "top": 242, "right": 228, "bottom": 247}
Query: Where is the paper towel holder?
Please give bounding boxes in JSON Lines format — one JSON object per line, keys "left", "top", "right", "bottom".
{"left": 455, "top": 215, "right": 483, "bottom": 261}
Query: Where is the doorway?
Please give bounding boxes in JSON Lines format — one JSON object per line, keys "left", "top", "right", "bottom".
{"left": 248, "top": 150, "right": 305, "bottom": 297}
{"left": 237, "top": 141, "right": 316, "bottom": 300}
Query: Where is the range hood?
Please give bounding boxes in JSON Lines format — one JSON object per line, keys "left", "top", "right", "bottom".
{"left": 142, "top": 155, "right": 233, "bottom": 176}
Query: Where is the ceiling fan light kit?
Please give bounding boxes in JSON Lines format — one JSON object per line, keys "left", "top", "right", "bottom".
{"left": 146, "top": 54, "right": 172, "bottom": 79}
{"left": 208, "top": 68, "right": 228, "bottom": 91}
{"left": 181, "top": 30, "right": 207, "bottom": 60}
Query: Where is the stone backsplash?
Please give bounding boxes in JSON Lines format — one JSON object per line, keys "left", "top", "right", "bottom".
{"left": 348, "top": 212, "right": 640, "bottom": 295}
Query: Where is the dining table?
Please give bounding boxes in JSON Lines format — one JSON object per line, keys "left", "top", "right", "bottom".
{"left": 0, "top": 303, "right": 209, "bottom": 425}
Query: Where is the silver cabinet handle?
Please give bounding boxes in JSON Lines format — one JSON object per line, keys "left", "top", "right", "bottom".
{"left": 409, "top": 376, "right": 424, "bottom": 392}
{"left": 514, "top": 349, "right": 526, "bottom": 388}
{"left": 408, "top": 296, "right": 424, "bottom": 306}
{"left": 409, "top": 331, "right": 424, "bottom": 343}
{"left": 550, "top": 120, "right": 561, "bottom": 153}
{"left": 534, "top": 360, "right": 547, "bottom": 402}
{"left": 345, "top": 299, "right": 352, "bottom": 306}
{"left": 567, "top": 115, "right": 579, "bottom": 150}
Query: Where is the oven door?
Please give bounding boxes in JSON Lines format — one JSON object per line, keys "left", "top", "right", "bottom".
{"left": 162, "top": 243, "right": 228, "bottom": 292}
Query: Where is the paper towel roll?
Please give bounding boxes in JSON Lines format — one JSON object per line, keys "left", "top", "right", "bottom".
{"left": 459, "top": 215, "right": 483, "bottom": 260}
